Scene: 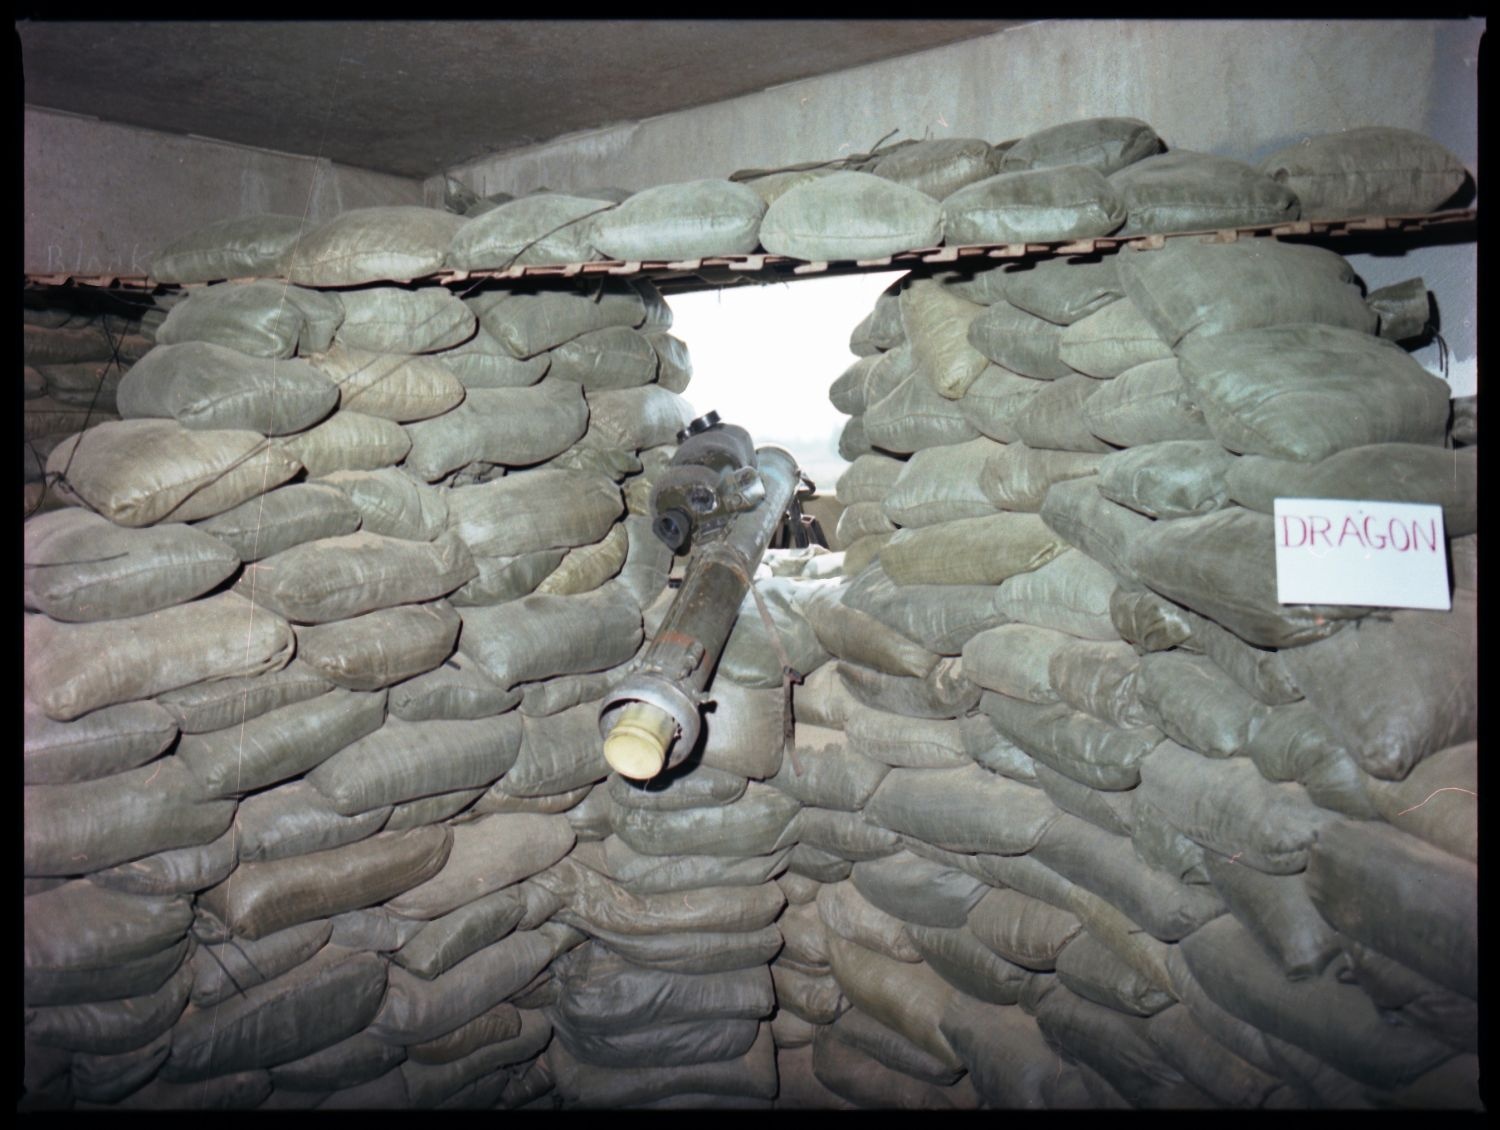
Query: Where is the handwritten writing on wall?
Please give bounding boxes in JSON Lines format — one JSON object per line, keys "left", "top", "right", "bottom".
{"left": 1274, "top": 498, "right": 1450, "bottom": 611}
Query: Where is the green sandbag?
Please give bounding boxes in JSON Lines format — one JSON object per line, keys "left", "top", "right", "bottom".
{"left": 830, "top": 354, "right": 883, "bottom": 415}
{"left": 836, "top": 658, "right": 979, "bottom": 720}
{"left": 393, "top": 889, "right": 527, "bottom": 981}
{"left": 834, "top": 452, "right": 904, "bottom": 505}
{"left": 827, "top": 1009, "right": 966, "bottom": 1087}
{"left": 823, "top": 934, "right": 961, "bottom": 1070}
{"left": 24, "top": 595, "right": 294, "bottom": 722}
{"left": 797, "top": 580, "right": 938, "bottom": 677}
{"left": 849, "top": 282, "right": 906, "bottom": 351}
{"left": 1138, "top": 740, "right": 1331, "bottom": 874}
{"left": 386, "top": 813, "right": 576, "bottom": 920}
{"left": 1004, "top": 254, "right": 1123, "bottom": 325}
{"left": 1010, "top": 373, "right": 1113, "bottom": 453}
{"left": 1278, "top": 591, "right": 1477, "bottom": 782}
{"left": 1115, "top": 237, "right": 1376, "bottom": 346}
{"left": 1081, "top": 357, "right": 1213, "bottom": 446}
{"left": 1179, "top": 322, "right": 1450, "bottom": 461}
{"left": 1200, "top": 852, "right": 1342, "bottom": 981}
{"left": 551, "top": 944, "right": 773, "bottom": 1036}
{"left": 153, "top": 281, "right": 342, "bottom": 358}
{"left": 811, "top": 1030, "right": 979, "bottom": 1109}
{"left": 200, "top": 827, "right": 453, "bottom": 941}
{"left": 980, "top": 443, "right": 1100, "bottom": 512}
{"left": 148, "top": 214, "right": 306, "bottom": 283}
{"left": 69, "top": 1031, "right": 175, "bottom": 1104}
{"left": 963, "top": 623, "right": 1070, "bottom": 702}
{"left": 816, "top": 879, "right": 922, "bottom": 961}
{"left": 37, "top": 357, "right": 127, "bottom": 412}
{"left": 47, "top": 419, "right": 302, "bottom": 526}
{"left": 851, "top": 849, "right": 986, "bottom": 929}
{"left": 447, "top": 193, "right": 614, "bottom": 269}
{"left": 1037, "top": 475, "right": 1152, "bottom": 583}
{"left": 86, "top": 825, "right": 238, "bottom": 896}
{"left": 25, "top": 960, "right": 194, "bottom": 1056}
{"left": 719, "top": 577, "right": 830, "bottom": 689}
{"left": 285, "top": 206, "right": 462, "bottom": 287}
{"left": 1363, "top": 741, "right": 1475, "bottom": 863}
{"left": 1257, "top": 126, "right": 1470, "bottom": 221}
{"left": 1033, "top": 761, "right": 1134, "bottom": 837}
{"left": 1097, "top": 439, "right": 1234, "bottom": 518}
{"left": 862, "top": 764, "right": 1058, "bottom": 855}
{"left": 546, "top": 325, "right": 658, "bottom": 389}
{"left": 193, "top": 483, "right": 362, "bottom": 562}
{"left": 446, "top": 468, "right": 621, "bottom": 558}
{"left": 402, "top": 1011, "right": 554, "bottom": 1103}
{"left": 401, "top": 380, "right": 589, "bottom": 479}
{"left": 838, "top": 563, "right": 1003, "bottom": 656}
{"left": 610, "top": 781, "right": 801, "bottom": 858}
{"left": 1125, "top": 507, "right": 1367, "bottom": 649}
{"left": 879, "top": 511, "right": 1069, "bottom": 586}
{"left": 785, "top": 806, "right": 901, "bottom": 862}
{"left": 1057, "top": 296, "right": 1172, "bottom": 378}
{"left": 120, "top": 341, "right": 337, "bottom": 435}
{"left": 870, "top": 137, "right": 1001, "bottom": 200}
{"left": 576, "top": 384, "right": 694, "bottom": 452}
{"left": 278, "top": 409, "right": 411, "bottom": 477}
{"left": 980, "top": 691, "right": 1161, "bottom": 791}
{"left": 588, "top": 179, "right": 765, "bottom": 260}
{"left": 459, "top": 588, "right": 642, "bottom": 689}
{"left": 306, "top": 345, "right": 466, "bottom": 422}
{"left": 900, "top": 277, "right": 989, "bottom": 399}
{"left": 1243, "top": 702, "right": 1378, "bottom": 820}
{"left": 468, "top": 280, "right": 645, "bottom": 359}
{"left": 1002, "top": 117, "right": 1162, "bottom": 176}
{"left": 1055, "top": 932, "right": 1174, "bottom": 1017}
{"left": 162, "top": 947, "right": 389, "bottom": 1082}
{"left": 24, "top": 508, "right": 240, "bottom": 623}
{"left": 25, "top": 883, "right": 193, "bottom": 1006}
{"left": 549, "top": 1021, "right": 777, "bottom": 1107}
{"left": 189, "top": 921, "right": 332, "bottom": 1008}
{"left": 307, "top": 713, "right": 523, "bottom": 816}
{"left": 862, "top": 371, "right": 979, "bottom": 454}
{"left": 1111, "top": 150, "right": 1299, "bottom": 235}
{"left": 294, "top": 600, "right": 462, "bottom": 692}
{"left": 994, "top": 549, "right": 1120, "bottom": 641}
{"left": 939, "top": 995, "right": 1059, "bottom": 1107}
{"left": 236, "top": 780, "right": 391, "bottom": 864}
{"left": 23, "top": 757, "right": 237, "bottom": 878}
{"left": 433, "top": 325, "right": 551, "bottom": 388}
{"left": 1135, "top": 652, "right": 1268, "bottom": 759}
{"left": 954, "top": 364, "right": 1044, "bottom": 443}
{"left": 320, "top": 467, "right": 448, "bottom": 541}
{"left": 881, "top": 436, "right": 1003, "bottom": 526}
{"left": 967, "top": 301, "right": 1073, "bottom": 380}
{"left": 767, "top": 726, "right": 888, "bottom": 812}
{"left": 760, "top": 171, "right": 942, "bottom": 261}
{"left": 1046, "top": 638, "right": 1147, "bottom": 729}
{"left": 943, "top": 165, "right": 1126, "bottom": 244}
{"left": 23, "top": 695, "right": 176, "bottom": 785}
{"left": 334, "top": 287, "right": 476, "bottom": 355}
{"left": 269, "top": 1031, "right": 406, "bottom": 1092}
{"left": 1108, "top": 585, "right": 1194, "bottom": 653}
{"left": 1224, "top": 444, "right": 1477, "bottom": 535}
{"left": 1176, "top": 606, "right": 1301, "bottom": 706}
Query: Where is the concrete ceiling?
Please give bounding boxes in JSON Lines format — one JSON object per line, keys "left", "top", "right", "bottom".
{"left": 18, "top": 20, "right": 1023, "bottom": 180}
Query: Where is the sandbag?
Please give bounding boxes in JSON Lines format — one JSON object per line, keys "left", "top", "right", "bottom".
{"left": 881, "top": 437, "right": 1003, "bottom": 526}
{"left": 23, "top": 695, "right": 176, "bottom": 785}
{"left": 285, "top": 206, "right": 462, "bottom": 286}
{"left": 767, "top": 726, "right": 889, "bottom": 811}
{"left": 1200, "top": 852, "right": 1342, "bottom": 981}
{"left": 1046, "top": 638, "right": 1148, "bottom": 729}
{"left": 152, "top": 281, "right": 343, "bottom": 358}
{"left": 402, "top": 380, "right": 589, "bottom": 479}
{"left": 47, "top": 419, "right": 301, "bottom": 526}
{"left": 149, "top": 213, "right": 306, "bottom": 283}
{"left": 1177, "top": 323, "right": 1451, "bottom": 461}
{"left": 1002, "top": 117, "right": 1162, "bottom": 176}
{"left": 1009, "top": 372, "right": 1113, "bottom": 453}
{"left": 845, "top": 706, "right": 967, "bottom": 769}
{"left": 900, "top": 277, "right": 989, "bottom": 399}
{"left": 278, "top": 409, "right": 412, "bottom": 477}
{"left": 1257, "top": 126, "right": 1471, "bottom": 220}
{"left": 1082, "top": 356, "right": 1214, "bottom": 446}
{"left": 610, "top": 781, "right": 801, "bottom": 858}
{"left": 86, "top": 824, "right": 238, "bottom": 896}
{"left": 24, "top": 508, "right": 240, "bottom": 622}
{"left": 317, "top": 467, "right": 446, "bottom": 542}
{"left": 501, "top": 704, "right": 612, "bottom": 796}
{"left": 993, "top": 549, "right": 1120, "bottom": 640}
{"left": 879, "top": 511, "right": 1069, "bottom": 586}
{"left": 823, "top": 934, "right": 960, "bottom": 1068}
{"left": 862, "top": 370, "right": 979, "bottom": 453}
{"left": 1362, "top": 741, "right": 1476, "bottom": 863}
{"left": 851, "top": 849, "right": 986, "bottom": 929}
{"left": 719, "top": 577, "right": 830, "bottom": 688}
{"left": 307, "top": 712, "right": 522, "bottom": 816}
{"left": 1138, "top": 740, "right": 1331, "bottom": 874}
{"left": 837, "top": 658, "right": 979, "bottom": 721}
{"left": 839, "top": 564, "right": 1003, "bottom": 656}
{"left": 269, "top": 1031, "right": 407, "bottom": 1093}
{"left": 37, "top": 357, "right": 127, "bottom": 411}
{"left": 1037, "top": 475, "right": 1152, "bottom": 584}
{"left": 1135, "top": 652, "right": 1267, "bottom": 758}
{"left": 385, "top": 814, "right": 575, "bottom": 921}
{"left": 962, "top": 624, "right": 1070, "bottom": 702}
{"left": 1278, "top": 590, "right": 1475, "bottom": 781}
{"left": 1058, "top": 295, "right": 1173, "bottom": 378}
{"left": 1032, "top": 761, "right": 1135, "bottom": 837}
{"left": 1005, "top": 254, "right": 1124, "bottom": 325}
{"left": 446, "top": 468, "right": 621, "bottom": 558}
{"left": 1055, "top": 932, "right": 1174, "bottom": 1017}
{"left": 307, "top": 345, "right": 466, "bottom": 422}
{"left": 459, "top": 588, "right": 643, "bottom": 689}
{"left": 449, "top": 192, "right": 614, "bottom": 268}
{"left": 577, "top": 384, "right": 695, "bottom": 452}
{"left": 863, "top": 764, "right": 1058, "bottom": 855}
{"left": 759, "top": 171, "right": 943, "bottom": 261}
{"left": 295, "top": 599, "right": 462, "bottom": 691}
{"left": 980, "top": 691, "right": 1162, "bottom": 791}
{"left": 1108, "top": 585, "right": 1194, "bottom": 653}
{"left": 433, "top": 325, "right": 551, "bottom": 387}
{"left": 849, "top": 283, "right": 906, "bottom": 352}
{"left": 200, "top": 827, "right": 453, "bottom": 941}
{"left": 870, "top": 137, "right": 1001, "bottom": 200}
{"left": 550, "top": 1021, "right": 777, "bottom": 1108}
{"left": 120, "top": 341, "right": 337, "bottom": 435}
{"left": 1097, "top": 439, "right": 1234, "bottom": 518}
{"left": 588, "top": 179, "right": 765, "bottom": 260}
{"left": 797, "top": 580, "right": 938, "bottom": 676}
{"left": 155, "top": 658, "right": 333, "bottom": 733}
{"left": 26, "top": 960, "right": 194, "bottom": 1056}
{"left": 236, "top": 780, "right": 391, "bottom": 863}
{"left": 469, "top": 280, "right": 645, "bottom": 359}
{"left": 1116, "top": 237, "right": 1377, "bottom": 346}
{"left": 943, "top": 165, "right": 1126, "bottom": 244}
{"left": 546, "top": 325, "right": 658, "bottom": 389}
{"left": 1111, "top": 150, "right": 1300, "bottom": 235}
{"left": 967, "top": 301, "right": 1073, "bottom": 380}
{"left": 816, "top": 880, "right": 921, "bottom": 961}
{"left": 954, "top": 364, "right": 1045, "bottom": 443}
{"left": 1224, "top": 444, "right": 1477, "bottom": 536}
{"left": 835, "top": 452, "right": 905, "bottom": 506}
{"left": 980, "top": 444, "right": 1102, "bottom": 513}
{"left": 192, "top": 482, "right": 362, "bottom": 562}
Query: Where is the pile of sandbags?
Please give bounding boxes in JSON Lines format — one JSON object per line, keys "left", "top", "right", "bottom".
{"left": 146, "top": 124, "right": 1473, "bottom": 284}
{"left": 813, "top": 231, "right": 1477, "bottom": 1109}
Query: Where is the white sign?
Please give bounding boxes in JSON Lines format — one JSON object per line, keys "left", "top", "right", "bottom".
{"left": 1274, "top": 498, "right": 1450, "bottom": 611}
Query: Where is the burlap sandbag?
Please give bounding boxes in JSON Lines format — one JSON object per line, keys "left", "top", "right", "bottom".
{"left": 24, "top": 594, "right": 293, "bottom": 722}
{"left": 390, "top": 890, "right": 527, "bottom": 981}
{"left": 1138, "top": 740, "right": 1330, "bottom": 874}
{"left": 307, "top": 345, "right": 466, "bottom": 422}
{"left": 899, "top": 277, "right": 990, "bottom": 400}
{"left": 834, "top": 452, "right": 904, "bottom": 505}
{"left": 235, "top": 781, "right": 390, "bottom": 864}
{"left": 333, "top": 287, "right": 476, "bottom": 355}
{"left": 943, "top": 165, "right": 1126, "bottom": 244}
{"left": 759, "top": 171, "right": 943, "bottom": 261}
{"left": 1257, "top": 126, "right": 1471, "bottom": 221}
{"left": 1081, "top": 356, "right": 1213, "bottom": 446}
{"left": 278, "top": 410, "right": 412, "bottom": 477}
{"left": 1002, "top": 117, "right": 1162, "bottom": 176}
{"left": 294, "top": 597, "right": 459, "bottom": 689}
{"left": 1111, "top": 150, "right": 1299, "bottom": 235}
{"left": 402, "top": 380, "right": 588, "bottom": 479}
{"left": 449, "top": 193, "right": 615, "bottom": 269}
{"left": 609, "top": 781, "right": 801, "bottom": 859}
{"left": 796, "top": 580, "right": 938, "bottom": 677}
{"left": 863, "top": 764, "right": 1058, "bottom": 855}
{"left": 468, "top": 280, "right": 645, "bottom": 359}
{"left": 319, "top": 467, "right": 447, "bottom": 541}
{"left": 1363, "top": 741, "right": 1475, "bottom": 864}
{"left": 199, "top": 827, "right": 452, "bottom": 941}
{"left": 1046, "top": 638, "right": 1147, "bottom": 729}
{"left": 828, "top": 1010, "right": 968, "bottom": 1087}
{"left": 120, "top": 342, "right": 337, "bottom": 435}
{"left": 162, "top": 947, "right": 389, "bottom": 1083}
{"left": 285, "top": 206, "right": 463, "bottom": 287}
{"left": 1224, "top": 444, "right": 1477, "bottom": 535}
{"left": 1278, "top": 590, "right": 1476, "bottom": 782}
{"left": 1135, "top": 652, "right": 1268, "bottom": 759}
{"left": 878, "top": 512, "right": 1069, "bottom": 587}
{"left": 1125, "top": 508, "right": 1366, "bottom": 649}
{"left": 881, "top": 436, "right": 1003, "bottom": 527}
{"left": 384, "top": 814, "right": 576, "bottom": 920}
{"left": 962, "top": 624, "right": 1071, "bottom": 702}
{"left": 719, "top": 577, "right": 829, "bottom": 688}
{"left": 587, "top": 179, "right": 765, "bottom": 260}
{"left": 1200, "top": 852, "right": 1342, "bottom": 982}
{"left": 80, "top": 826, "right": 237, "bottom": 897}
{"left": 994, "top": 549, "right": 1119, "bottom": 641}
{"left": 155, "top": 658, "right": 332, "bottom": 734}
{"left": 23, "top": 756, "right": 237, "bottom": 878}
{"left": 1057, "top": 295, "right": 1172, "bottom": 378}
{"left": 1097, "top": 439, "right": 1233, "bottom": 519}
{"left": 1008, "top": 373, "right": 1113, "bottom": 453}
{"left": 24, "top": 508, "right": 239, "bottom": 622}
{"left": 1242, "top": 702, "right": 1376, "bottom": 821}
{"left": 153, "top": 281, "right": 342, "bottom": 358}
{"left": 192, "top": 482, "right": 362, "bottom": 562}
{"left": 1177, "top": 607, "right": 1301, "bottom": 707}
{"left": 869, "top": 137, "right": 1001, "bottom": 200}
{"left": 549, "top": 1020, "right": 777, "bottom": 1107}
{"left": 838, "top": 564, "right": 1003, "bottom": 656}
{"left": 433, "top": 325, "right": 551, "bottom": 388}
{"left": 148, "top": 214, "right": 306, "bottom": 283}
{"left": 967, "top": 301, "right": 1073, "bottom": 380}
{"left": 576, "top": 385, "right": 694, "bottom": 452}
{"left": 546, "top": 326, "right": 659, "bottom": 389}
{"left": 1005, "top": 254, "right": 1123, "bottom": 327}
{"left": 980, "top": 691, "right": 1162, "bottom": 791}
{"left": 306, "top": 712, "right": 522, "bottom": 816}
{"left": 850, "top": 849, "right": 987, "bottom": 929}
{"left": 952, "top": 364, "right": 1043, "bottom": 444}
{"left": 1055, "top": 931, "right": 1174, "bottom": 1017}
{"left": 1033, "top": 761, "right": 1135, "bottom": 837}
{"left": 979, "top": 443, "right": 1101, "bottom": 513}
{"left": 23, "top": 695, "right": 177, "bottom": 786}
{"left": 25, "top": 960, "right": 194, "bottom": 1056}
{"left": 1115, "top": 237, "right": 1377, "bottom": 346}
{"left": 817, "top": 879, "right": 923, "bottom": 961}
{"left": 445, "top": 468, "right": 621, "bottom": 558}
{"left": 47, "top": 419, "right": 301, "bottom": 527}
{"left": 459, "top": 588, "right": 643, "bottom": 689}
{"left": 1177, "top": 323, "right": 1450, "bottom": 461}
{"left": 823, "top": 934, "right": 960, "bottom": 1069}
{"left": 1037, "top": 476, "right": 1152, "bottom": 583}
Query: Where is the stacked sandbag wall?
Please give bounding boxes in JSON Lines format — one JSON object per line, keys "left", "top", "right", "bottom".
{"left": 813, "top": 230, "right": 1477, "bottom": 1107}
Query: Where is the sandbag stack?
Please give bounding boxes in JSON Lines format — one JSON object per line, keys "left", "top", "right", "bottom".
{"left": 816, "top": 228, "right": 1477, "bottom": 1107}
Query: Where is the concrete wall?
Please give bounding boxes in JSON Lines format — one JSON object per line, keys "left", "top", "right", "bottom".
{"left": 23, "top": 108, "right": 427, "bottom": 277}
{"left": 445, "top": 18, "right": 1481, "bottom": 395}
